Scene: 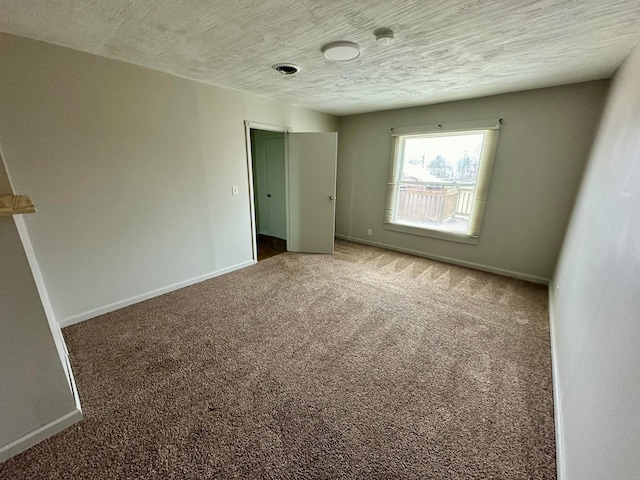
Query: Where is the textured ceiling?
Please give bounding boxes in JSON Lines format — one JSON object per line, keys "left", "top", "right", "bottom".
{"left": 1, "top": 0, "right": 640, "bottom": 115}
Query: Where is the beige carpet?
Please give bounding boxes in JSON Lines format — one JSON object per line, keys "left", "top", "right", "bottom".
{"left": 1, "top": 240, "right": 556, "bottom": 479}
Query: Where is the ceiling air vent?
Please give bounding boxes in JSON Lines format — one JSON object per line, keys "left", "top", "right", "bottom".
{"left": 272, "top": 63, "right": 300, "bottom": 75}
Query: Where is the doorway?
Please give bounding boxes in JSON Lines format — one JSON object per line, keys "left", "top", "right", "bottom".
{"left": 245, "top": 121, "right": 339, "bottom": 262}
{"left": 250, "top": 128, "right": 288, "bottom": 261}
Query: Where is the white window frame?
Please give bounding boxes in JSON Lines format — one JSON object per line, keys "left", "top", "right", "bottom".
{"left": 384, "top": 119, "right": 501, "bottom": 245}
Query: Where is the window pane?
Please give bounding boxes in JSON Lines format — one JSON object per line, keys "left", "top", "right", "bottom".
{"left": 394, "top": 133, "right": 485, "bottom": 234}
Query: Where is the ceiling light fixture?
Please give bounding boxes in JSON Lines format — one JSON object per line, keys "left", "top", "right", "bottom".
{"left": 272, "top": 63, "right": 300, "bottom": 75}
{"left": 375, "top": 28, "right": 394, "bottom": 44}
{"left": 322, "top": 41, "right": 361, "bottom": 61}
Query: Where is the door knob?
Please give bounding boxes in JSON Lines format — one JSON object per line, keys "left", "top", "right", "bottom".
{"left": 267, "top": 194, "right": 272, "bottom": 198}
{"left": 329, "top": 195, "right": 336, "bottom": 200}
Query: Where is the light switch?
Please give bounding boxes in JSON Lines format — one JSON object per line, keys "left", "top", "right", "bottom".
{"left": 232, "top": 185, "right": 239, "bottom": 195}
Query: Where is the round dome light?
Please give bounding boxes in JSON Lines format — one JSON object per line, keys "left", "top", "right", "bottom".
{"left": 322, "top": 41, "right": 361, "bottom": 61}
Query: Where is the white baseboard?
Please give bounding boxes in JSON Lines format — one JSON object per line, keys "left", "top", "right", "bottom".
{"left": 58, "top": 259, "right": 256, "bottom": 328}
{"left": 0, "top": 408, "right": 83, "bottom": 463}
{"left": 548, "top": 283, "right": 566, "bottom": 480}
{"left": 335, "top": 234, "right": 550, "bottom": 285}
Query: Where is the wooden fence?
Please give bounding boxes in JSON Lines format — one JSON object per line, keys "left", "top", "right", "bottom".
{"left": 397, "top": 185, "right": 474, "bottom": 225}
{"left": 454, "top": 186, "right": 474, "bottom": 218}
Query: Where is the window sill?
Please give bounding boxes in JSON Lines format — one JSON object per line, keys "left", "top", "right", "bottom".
{"left": 384, "top": 222, "right": 480, "bottom": 245}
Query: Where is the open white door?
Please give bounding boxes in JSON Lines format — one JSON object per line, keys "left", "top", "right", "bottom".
{"left": 287, "top": 132, "right": 338, "bottom": 253}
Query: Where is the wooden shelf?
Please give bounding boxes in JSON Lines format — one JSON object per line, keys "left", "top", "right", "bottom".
{"left": 0, "top": 195, "right": 36, "bottom": 216}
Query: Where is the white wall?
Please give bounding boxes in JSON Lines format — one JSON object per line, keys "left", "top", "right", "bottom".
{"left": 336, "top": 82, "right": 608, "bottom": 281}
{"left": 0, "top": 155, "right": 80, "bottom": 461}
{"left": 550, "top": 44, "right": 640, "bottom": 479}
{"left": 0, "top": 33, "right": 338, "bottom": 326}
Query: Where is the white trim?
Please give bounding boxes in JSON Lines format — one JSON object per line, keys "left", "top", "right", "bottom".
{"left": 0, "top": 408, "right": 83, "bottom": 463}
{"left": 384, "top": 222, "right": 480, "bottom": 245}
{"left": 64, "top": 350, "right": 83, "bottom": 412}
{"left": 244, "top": 121, "right": 291, "bottom": 133}
{"left": 335, "top": 234, "right": 549, "bottom": 285}
{"left": 13, "top": 216, "right": 76, "bottom": 387}
{"left": 548, "top": 282, "right": 566, "bottom": 480}
{"left": 391, "top": 118, "right": 501, "bottom": 136}
{"left": 284, "top": 132, "right": 291, "bottom": 251}
{"left": 244, "top": 122, "right": 259, "bottom": 262}
{"left": 58, "top": 260, "right": 256, "bottom": 328}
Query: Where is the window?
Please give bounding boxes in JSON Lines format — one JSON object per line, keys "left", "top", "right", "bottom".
{"left": 384, "top": 119, "right": 501, "bottom": 244}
